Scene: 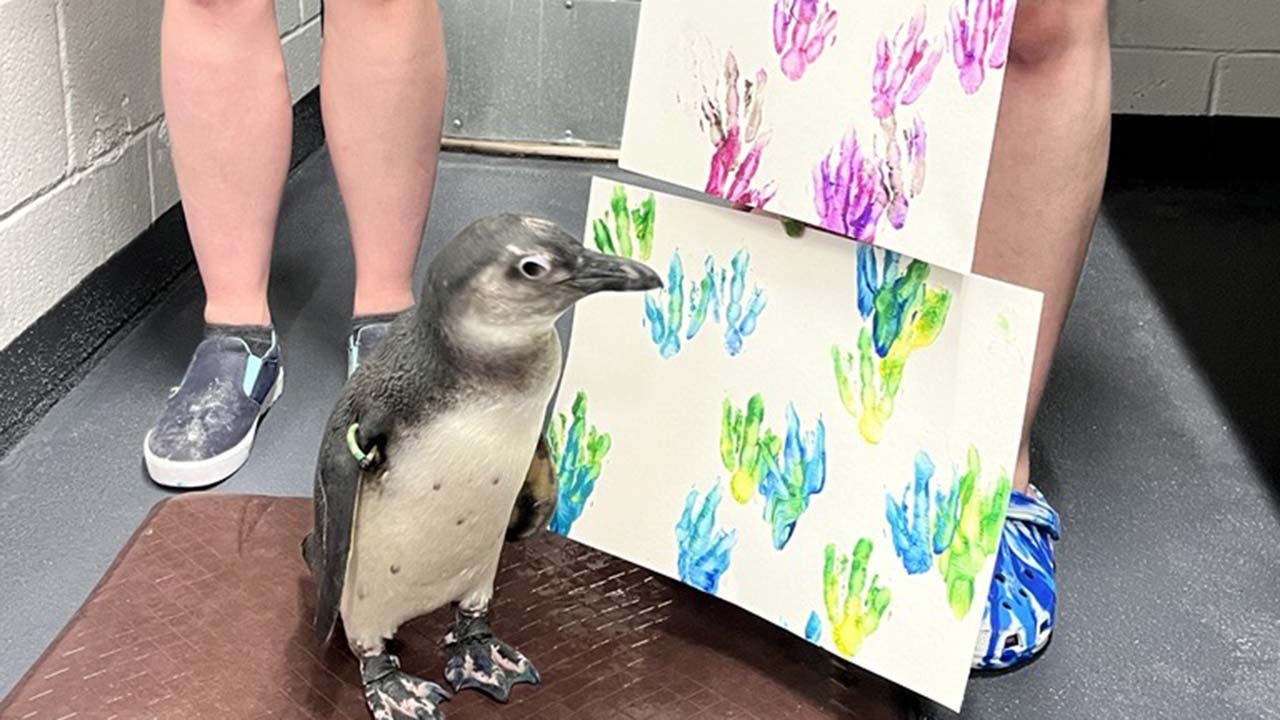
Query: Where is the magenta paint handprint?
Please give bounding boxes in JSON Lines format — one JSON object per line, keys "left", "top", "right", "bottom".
{"left": 949, "top": 0, "right": 1016, "bottom": 94}
{"left": 700, "top": 51, "right": 777, "bottom": 207}
{"left": 871, "top": 6, "right": 943, "bottom": 120}
{"left": 773, "top": 0, "right": 839, "bottom": 82}
{"left": 813, "top": 128, "right": 886, "bottom": 242}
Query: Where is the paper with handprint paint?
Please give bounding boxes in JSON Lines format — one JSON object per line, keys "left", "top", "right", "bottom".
{"left": 619, "top": 0, "right": 1014, "bottom": 274}
{"left": 549, "top": 178, "right": 1042, "bottom": 710}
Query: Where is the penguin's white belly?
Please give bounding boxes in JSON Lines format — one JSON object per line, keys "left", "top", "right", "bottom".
{"left": 339, "top": 397, "right": 547, "bottom": 647}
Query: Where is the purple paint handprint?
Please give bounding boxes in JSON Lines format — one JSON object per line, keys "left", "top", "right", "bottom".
{"left": 813, "top": 128, "right": 886, "bottom": 241}
{"left": 812, "top": 5, "right": 937, "bottom": 242}
{"left": 871, "top": 6, "right": 943, "bottom": 120}
{"left": 700, "top": 51, "right": 777, "bottom": 207}
{"left": 949, "top": 0, "right": 1016, "bottom": 94}
{"left": 773, "top": 0, "right": 839, "bottom": 82}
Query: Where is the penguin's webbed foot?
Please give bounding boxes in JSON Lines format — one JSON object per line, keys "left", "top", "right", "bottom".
{"left": 443, "top": 609, "right": 540, "bottom": 703}
{"left": 361, "top": 653, "right": 450, "bottom": 720}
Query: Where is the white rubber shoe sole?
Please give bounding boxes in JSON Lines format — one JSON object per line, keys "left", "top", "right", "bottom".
{"left": 144, "top": 369, "right": 284, "bottom": 489}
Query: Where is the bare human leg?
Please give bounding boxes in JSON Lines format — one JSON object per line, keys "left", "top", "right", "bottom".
{"left": 161, "top": 0, "right": 291, "bottom": 326}
{"left": 973, "top": 0, "right": 1112, "bottom": 493}
{"left": 319, "top": 0, "right": 448, "bottom": 319}
{"left": 146, "top": 0, "right": 291, "bottom": 489}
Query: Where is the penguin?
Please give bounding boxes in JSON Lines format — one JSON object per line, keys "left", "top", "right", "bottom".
{"left": 303, "top": 214, "right": 661, "bottom": 720}
{"left": 506, "top": 435, "right": 558, "bottom": 542}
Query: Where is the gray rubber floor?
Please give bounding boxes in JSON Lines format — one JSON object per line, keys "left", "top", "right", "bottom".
{"left": 1, "top": 150, "right": 1277, "bottom": 719}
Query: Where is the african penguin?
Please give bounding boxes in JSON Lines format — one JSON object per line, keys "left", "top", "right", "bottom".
{"left": 303, "top": 214, "right": 661, "bottom": 720}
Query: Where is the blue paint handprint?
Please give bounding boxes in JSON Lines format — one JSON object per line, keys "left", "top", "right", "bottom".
{"left": 885, "top": 447, "right": 1012, "bottom": 619}
{"left": 885, "top": 451, "right": 940, "bottom": 574}
{"left": 642, "top": 248, "right": 766, "bottom": 358}
{"left": 675, "top": 480, "right": 737, "bottom": 594}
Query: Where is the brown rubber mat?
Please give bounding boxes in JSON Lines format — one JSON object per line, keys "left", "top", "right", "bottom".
{"left": 0, "top": 495, "right": 914, "bottom": 719}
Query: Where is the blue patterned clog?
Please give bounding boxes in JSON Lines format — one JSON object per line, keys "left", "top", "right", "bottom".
{"left": 972, "top": 485, "right": 1061, "bottom": 670}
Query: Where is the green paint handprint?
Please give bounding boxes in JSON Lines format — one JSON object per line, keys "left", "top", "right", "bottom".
{"left": 934, "top": 446, "right": 1012, "bottom": 618}
{"left": 832, "top": 245, "right": 952, "bottom": 444}
{"left": 720, "top": 394, "right": 780, "bottom": 504}
{"left": 686, "top": 256, "right": 721, "bottom": 340}
{"left": 822, "top": 538, "right": 891, "bottom": 658}
{"left": 718, "top": 394, "right": 828, "bottom": 549}
{"left": 592, "top": 185, "right": 655, "bottom": 261}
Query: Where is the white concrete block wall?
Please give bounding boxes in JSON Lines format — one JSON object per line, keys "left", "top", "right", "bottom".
{"left": 0, "top": 0, "right": 65, "bottom": 218}
{"left": 0, "top": 0, "right": 323, "bottom": 350}
{"left": 1111, "top": 0, "right": 1280, "bottom": 116}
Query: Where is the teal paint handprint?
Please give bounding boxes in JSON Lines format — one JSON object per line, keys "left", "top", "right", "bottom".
{"left": 758, "top": 404, "right": 826, "bottom": 550}
{"left": 723, "top": 250, "right": 767, "bottom": 356}
{"left": 643, "top": 253, "right": 686, "bottom": 358}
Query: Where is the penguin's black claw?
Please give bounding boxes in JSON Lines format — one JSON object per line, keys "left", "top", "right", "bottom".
{"left": 443, "top": 611, "right": 540, "bottom": 703}
{"left": 361, "top": 653, "right": 450, "bottom": 720}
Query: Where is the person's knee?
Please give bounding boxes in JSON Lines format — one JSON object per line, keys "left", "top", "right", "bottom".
{"left": 1007, "top": 0, "right": 1108, "bottom": 69}
{"left": 323, "top": 0, "right": 438, "bottom": 8}
{"left": 174, "top": 0, "right": 274, "bottom": 18}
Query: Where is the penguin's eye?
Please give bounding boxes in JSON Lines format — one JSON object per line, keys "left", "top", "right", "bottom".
{"left": 518, "top": 256, "right": 552, "bottom": 280}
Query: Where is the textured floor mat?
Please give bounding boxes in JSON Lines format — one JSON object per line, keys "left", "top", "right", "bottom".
{"left": 0, "top": 494, "right": 912, "bottom": 719}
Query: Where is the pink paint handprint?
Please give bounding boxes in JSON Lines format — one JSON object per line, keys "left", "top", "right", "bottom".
{"left": 700, "top": 51, "right": 777, "bottom": 207}
{"left": 871, "top": 6, "right": 943, "bottom": 120}
{"left": 773, "top": 0, "right": 839, "bottom": 82}
{"left": 813, "top": 128, "right": 886, "bottom": 242}
{"left": 949, "top": 0, "right": 1016, "bottom": 94}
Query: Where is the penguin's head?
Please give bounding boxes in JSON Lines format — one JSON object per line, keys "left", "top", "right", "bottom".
{"left": 428, "top": 214, "right": 662, "bottom": 348}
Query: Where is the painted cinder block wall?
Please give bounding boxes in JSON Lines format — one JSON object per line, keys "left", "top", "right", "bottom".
{"left": 1110, "top": 0, "right": 1280, "bottom": 116}
{"left": 0, "top": 0, "right": 323, "bottom": 350}
{"left": 2, "top": 0, "right": 1278, "bottom": 352}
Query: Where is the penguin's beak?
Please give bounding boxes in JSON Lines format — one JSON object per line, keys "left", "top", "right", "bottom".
{"left": 565, "top": 249, "right": 663, "bottom": 294}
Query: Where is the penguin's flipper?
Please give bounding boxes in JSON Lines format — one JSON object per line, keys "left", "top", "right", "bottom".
{"left": 443, "top": 608, "right": 540, "bottom": 703}
{"left": 505, "top": 436, "right": 558, "bottom": 542}
{"left": 312, "top": 401, "right": 393, "bottom": 645}
{"left": 301, "top": 532, "right": 317, "bottom": 574}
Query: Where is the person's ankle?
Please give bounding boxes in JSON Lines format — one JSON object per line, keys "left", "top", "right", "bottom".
{"left": 1011, "top": 450, "right": 1033, "bottom": 494}
{"left": 204, "top": 300, "right": 271, "bottom": 327}
{"left": 352, "top": 288, "right": 414, "bottom": 318}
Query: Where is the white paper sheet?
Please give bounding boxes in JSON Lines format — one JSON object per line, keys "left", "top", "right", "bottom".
{"left": 619, "top": 0, "right": 1015, "bottom": 274}
{"left": 548, "top": 178, "right": 1042, "bottom": 710}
